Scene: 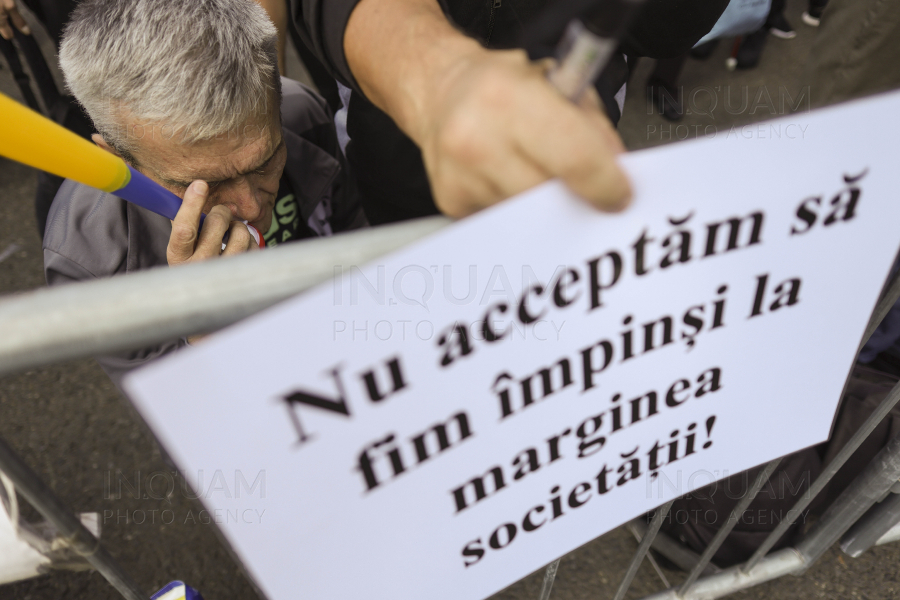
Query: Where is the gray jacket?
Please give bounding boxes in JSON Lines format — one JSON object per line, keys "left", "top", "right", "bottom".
{"left": 43, "top": 78, "right": 365, "bottom": 389}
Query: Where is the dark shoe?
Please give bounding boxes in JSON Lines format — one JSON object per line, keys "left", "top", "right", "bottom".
{"left": 647, "top": 78, "right": 683, "bottom": 122}
{"left": 690, "top": 39, "right": 719, "bottom": 60}
{"left": 802, "top": 9, "right": 822, "bottom": 26}
{"left": 736, "top": 28, "right": 769, "bottom": 70}
{"left": 768, "top": 13, "right": 796, "bottom": 38}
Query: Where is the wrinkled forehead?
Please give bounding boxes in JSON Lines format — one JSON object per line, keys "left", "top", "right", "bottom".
{"left": 124, "top": 93, "right": 283, "bottom": 186}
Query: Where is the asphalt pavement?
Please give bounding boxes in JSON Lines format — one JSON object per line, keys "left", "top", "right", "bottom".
{"left": 0, "top": 0, "right": 898, "bottom": 599}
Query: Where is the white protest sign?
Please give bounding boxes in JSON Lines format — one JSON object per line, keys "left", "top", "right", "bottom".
{"left": 124, "top": 91, "right": 900, "bottom": 600}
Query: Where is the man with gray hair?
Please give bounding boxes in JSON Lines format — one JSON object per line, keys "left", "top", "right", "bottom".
{"left": 43, "top": 0, "right": 365, "bottom": 387}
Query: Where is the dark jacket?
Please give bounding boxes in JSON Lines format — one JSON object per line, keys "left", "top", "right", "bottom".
{"left": 289, "top": 0, "right": 728, "bottom": 224}
{"left": 43, "top": 78, "right": 365, "bottom": 388}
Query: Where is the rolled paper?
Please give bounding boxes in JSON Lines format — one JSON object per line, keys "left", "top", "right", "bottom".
{"left": 151, "top": 580, "right": 204, "bottom": 600}
{"left": 0, "top": 92, "right": 129, "bottom": 192}
{"left": 2, "top": 92, "right": 265, "bottom": 246}
{"left": 1, "top": 92, "right": 188, "bottom": 219}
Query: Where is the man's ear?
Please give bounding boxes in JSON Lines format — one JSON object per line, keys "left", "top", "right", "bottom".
{"left": 91, "top": 134, "right": 120, "bottom": 157}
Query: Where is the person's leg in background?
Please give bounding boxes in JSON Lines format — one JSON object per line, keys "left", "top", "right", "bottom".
{"left": 736, "top": 0, "right": 798, "bottom": 70}
{"left": 646, "top": 53, "right": 689, "bottom": 122}
{"left": 766, "top": 0, "right": 795, "bottom": 39}
{"left": 802, "top": 0, "right": 830, "bottom": 27}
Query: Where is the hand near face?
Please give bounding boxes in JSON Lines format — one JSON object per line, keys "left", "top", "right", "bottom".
{"left": 345, "top": 0, "right": 631, "bottom": 219}
{"left": 413, "top": 49, "right": 631, "bottom": 218}
{"left": 166, "top": 180, "right": 259, "bottom": 267}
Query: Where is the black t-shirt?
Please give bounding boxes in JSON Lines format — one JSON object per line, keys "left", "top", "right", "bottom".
{"left": 290, "top": 0, "right": 728, "bottom": 225}
{"left": 262, "top": 176, "right": 317, "bottom": 247}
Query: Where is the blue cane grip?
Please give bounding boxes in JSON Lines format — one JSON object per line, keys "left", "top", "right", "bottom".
{"left": 150, "top": 580, "right": 205, "bottom": 600}
{"left": 116, "top": 165, "right": 184, "bottom": 221}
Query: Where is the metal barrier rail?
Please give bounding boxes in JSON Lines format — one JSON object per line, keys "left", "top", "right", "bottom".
{"left": 0, "top": 217, "right": 449, "bottom": 599}
{"left": 535, "top": 265, "right": 900, "bottom": 600}
{"left": 601, "top": 266, "right": 900, "bottom": 600}
{"left": 636, "top": 429, "right": 900, "bottom": 600}
{"left": 0, "top": 217, "right": 898, "bottom": 600}
{"left": 841, "top": 485, "right": 900, "bottom": 556}
{"left": 0, "top": 437, "right": 145, "bottom": 600}
{"left": 0, "top": 216, "right": 450, "bottom": 377}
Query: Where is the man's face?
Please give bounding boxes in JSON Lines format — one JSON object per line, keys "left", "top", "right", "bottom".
{"left": 122, "top": 90, "right": 286, "bottom": 233}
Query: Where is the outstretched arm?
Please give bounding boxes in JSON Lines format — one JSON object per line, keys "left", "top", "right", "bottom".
{"left": 342, "top": 0, "right": 630, "bottom": 217}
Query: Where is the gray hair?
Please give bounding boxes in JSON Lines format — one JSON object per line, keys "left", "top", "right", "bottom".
{"left": 60, "top": 0, "right": 280, "bottom": 157}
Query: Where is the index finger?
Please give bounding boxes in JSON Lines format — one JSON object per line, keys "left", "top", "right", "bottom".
{"left": 515, "top": 78, "right": 631, "bottom": 211}
{"left": 167, "top": 180, "right": 208, "bottom": 264}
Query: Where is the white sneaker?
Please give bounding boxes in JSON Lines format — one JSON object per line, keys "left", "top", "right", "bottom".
{"left": 768, "top": 14, "right": 797, "bottom": 39}
{"left": 802, "top": 11, "right": 821, "bottom": 26}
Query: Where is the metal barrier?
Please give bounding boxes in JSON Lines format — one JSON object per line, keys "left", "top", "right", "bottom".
{"left": 0, "top": 216, "right": 451, "bottom": 376}
{"left": 552, "top": 264, "right": 900, "bottom": 600}
{"left": 0, "top": 217, "right": 898, "bottom": 600}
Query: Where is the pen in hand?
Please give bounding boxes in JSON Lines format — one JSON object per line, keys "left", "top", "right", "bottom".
{"left": 547, "top": 0, "right": 647, "bottom": 102}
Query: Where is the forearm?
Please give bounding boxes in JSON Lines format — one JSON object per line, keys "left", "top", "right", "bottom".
{"left": 344, "top": 0, "right": 482, "bottom": 143}
{"left": 341, "top": 0, "right": 629, "bottom": 217}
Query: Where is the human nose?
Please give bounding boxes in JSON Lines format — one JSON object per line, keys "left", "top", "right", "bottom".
{"left": 215, "top": 177, "right": 261, "bottom": 222}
